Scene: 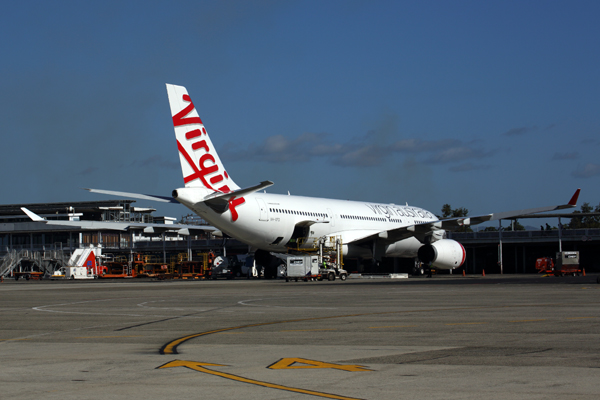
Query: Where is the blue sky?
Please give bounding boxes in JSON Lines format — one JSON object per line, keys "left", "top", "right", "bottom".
{"left": 1, "top": 1, "right": 598, "bottom": 222}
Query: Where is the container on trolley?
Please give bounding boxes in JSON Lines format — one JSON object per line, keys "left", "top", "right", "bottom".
{"left": 283, "top": 255, "right": 320, "bottom": 282}
{"left": 555, "top": 251, "right": 581, "bottom": 276}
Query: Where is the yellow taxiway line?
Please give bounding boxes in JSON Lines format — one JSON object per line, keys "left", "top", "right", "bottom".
{"left": 158, "top": 360, "right": 365, "bottom": 400}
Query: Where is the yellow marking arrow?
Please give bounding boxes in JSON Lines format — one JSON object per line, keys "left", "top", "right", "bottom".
{"left": 158, "top": 360, "right": 365, "bottom": 400}
{"left": 268, "top": 358, "right": 372, "bottom": 372}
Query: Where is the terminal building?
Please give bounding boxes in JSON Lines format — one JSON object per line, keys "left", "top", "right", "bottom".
{"left": 449, "top": 224, "right": 600, "bottom": 274}
{"left": 0, "top": 200, "right": 247, "bottom": 278}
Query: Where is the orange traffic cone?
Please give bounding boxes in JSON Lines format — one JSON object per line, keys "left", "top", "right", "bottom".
{"left": 462, "top": 270, "right": 465, "bottom": 277}
{"left": 583, "top": 269, "right": 586, "bottom": 276}
{"left": 482, "top": 269, "right": 485, "bottom": 277}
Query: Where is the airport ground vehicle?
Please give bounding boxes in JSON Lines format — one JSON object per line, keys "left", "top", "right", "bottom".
{"left": 280, "top": 254, "right": 348, "bottom": 282}
{"left": 99, "top": 260, "right": 136, "bottom": 278}
{"left": 211, "top": 256, "right": 235, "bottom": 279}
{"left": 173, "top": 260, "right": 211, "bottom": 280}
{"left": 535, "top": 251, "right": 581, "bottom": 276}
{"left": 14, "top": 271, "right": 44, "bottom": 281}
{"left": 52, "top": 266, "right": 96, "bottom": 280}
{"left": 319, "top": 266, "right": 349, "bottom": 281}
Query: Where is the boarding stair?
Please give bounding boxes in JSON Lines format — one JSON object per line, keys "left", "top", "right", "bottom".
{"left": 0, "top": 249, "right": 19, "bottom": 277}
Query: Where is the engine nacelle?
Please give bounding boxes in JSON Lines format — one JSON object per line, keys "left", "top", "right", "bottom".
{"left": 417, "top": 239, "right": 465, "bottom": 270}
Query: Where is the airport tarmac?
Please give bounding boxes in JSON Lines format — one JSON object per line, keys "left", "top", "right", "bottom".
{"left": 1, "top": 275, "right": 599, "bottom": 400}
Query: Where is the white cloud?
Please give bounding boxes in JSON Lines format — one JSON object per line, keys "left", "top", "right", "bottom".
{"left": 572, "top": 163, "right": 600, "bottom": 178}
{"left": 222, "top": 130, "right": 494, "bottom": 172}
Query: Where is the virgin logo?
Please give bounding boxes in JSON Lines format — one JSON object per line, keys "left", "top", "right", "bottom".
{"left": 174, "top": 94, "right": 245, "bottom": 221}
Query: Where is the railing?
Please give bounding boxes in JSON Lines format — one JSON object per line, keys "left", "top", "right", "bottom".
{"left": 0, "top": 250, "right": 17, "bottom": 277}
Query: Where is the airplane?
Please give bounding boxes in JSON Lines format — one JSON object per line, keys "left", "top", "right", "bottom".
{"left": 86, "top": 84, "right": 581, "bottom": 276}
{"left": 20, "top": 206, "right": 217, "bottom": 236}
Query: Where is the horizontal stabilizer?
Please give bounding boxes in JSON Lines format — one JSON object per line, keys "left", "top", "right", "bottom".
{"left": 84, "top": 188, "right": 178, "bottom": 203}
{"left": 202, "top": 181, "right": 274, "bottom": 213}
{"left": 204, "top": 181, "right": 274, "bottom": 201}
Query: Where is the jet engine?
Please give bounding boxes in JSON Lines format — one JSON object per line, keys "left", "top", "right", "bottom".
{"left": 417, "top": 239, "right": 465, "bottom": 270}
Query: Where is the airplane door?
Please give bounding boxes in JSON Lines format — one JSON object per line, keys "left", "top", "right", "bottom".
{"left": 256, "top": 198, "right": 269, "bottom": 221}
{"left": 327, "top": 208, "right": 335, "bottom": 227}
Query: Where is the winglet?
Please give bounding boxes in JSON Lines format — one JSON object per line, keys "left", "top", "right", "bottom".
{"left": 568, "top": 188, "right": 581, "bottom": 207}
{"left": 21, "top": 207, "right": 46, "bottom": 222}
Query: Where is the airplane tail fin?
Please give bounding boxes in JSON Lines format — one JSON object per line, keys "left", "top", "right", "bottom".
{"left": 166, "top": 84, "right": 240, "bottom": 193}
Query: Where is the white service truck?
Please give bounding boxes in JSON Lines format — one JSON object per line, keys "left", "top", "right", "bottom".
{"left": 52, "top": 266, "right": 96, "bottom": 280}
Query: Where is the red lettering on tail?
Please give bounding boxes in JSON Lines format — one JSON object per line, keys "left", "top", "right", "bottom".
{"left": 174, "top": 92, "right": 243, "bottom": 220}
{"left": 173, "top": 95, "right": 203, "bottom": 126}
{"left": 179, "top": 140, "right": 217, "bottom": 189}
{"left": 185, "top": 129, "right": 203, "bottom": 140}
{"left": 192, "top": 140, "right": 209, "bottom": 152}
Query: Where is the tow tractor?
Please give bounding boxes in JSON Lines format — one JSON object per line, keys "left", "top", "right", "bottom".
{"left": 318, "top": 255, "right": 348, "bottom": 281}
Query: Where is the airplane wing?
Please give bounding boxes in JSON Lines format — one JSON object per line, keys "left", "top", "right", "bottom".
{"left": 349, "top": 188, "right": 581, "bottom": 245}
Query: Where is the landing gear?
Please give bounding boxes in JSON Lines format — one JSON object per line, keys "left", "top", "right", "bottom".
{"left": 254, "top": 250, "right": 279, "bottom": 279}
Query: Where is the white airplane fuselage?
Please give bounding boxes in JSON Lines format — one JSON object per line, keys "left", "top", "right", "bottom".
{"left": 173, "top": 187, "right": 437, "bottom": 259}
